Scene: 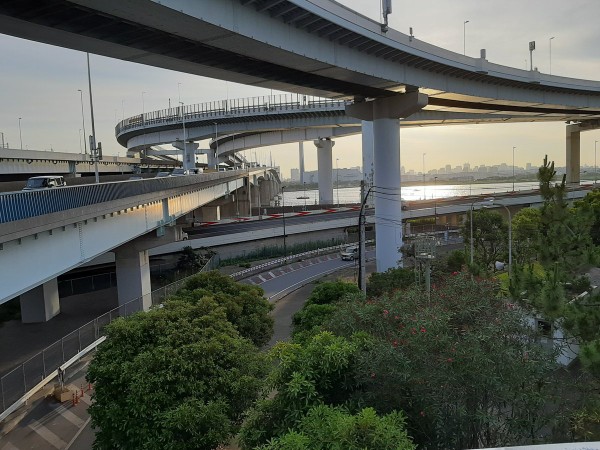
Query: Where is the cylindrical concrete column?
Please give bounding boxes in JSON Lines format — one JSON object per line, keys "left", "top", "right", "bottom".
{"left": 566, "top": 125, "right": 581, "bottom": 185}
{"left": 373, "top": 117, "right": 403, "bottom": 271}
{"left": 361, "top": 121, "right": 374, "bottom": 206}
{"left": 315, "top": 138, "right": 334, "bottom": 204}
{"left": 299, "top": 142, "right": 305, "bottom": 184}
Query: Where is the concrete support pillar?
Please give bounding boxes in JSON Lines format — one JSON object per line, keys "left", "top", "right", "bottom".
{"left": 114, "top": 246, "right": 152, "bottom": 311}
{"left": 20, "top": 278, "right": 60, "bottom": 323}
{"left": 372, "top": 117, "right": 403, "bottom": 270}
{"left": 259, "top": 179, "right": 271, "bottom": 207}
{"left": 173, "top": 141, "right": 199, "bottom": 171}
{"left": 347, "top": 92, "right": 428, "bottom": 272}
{"left": 299, "top": 142, "right": 305, "bottom": 184}
{"left": 566, "top": 124, "right": 581, "bottom": 185}
{"left": 314, "top": 138, "right": 334, "bottom": 204}
{"left": 361, "top": 121, "right": 374, "bottom": 206}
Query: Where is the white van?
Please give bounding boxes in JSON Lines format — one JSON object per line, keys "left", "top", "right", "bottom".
{"left": 23, "top": 176, "right": 67, "bottom": 191}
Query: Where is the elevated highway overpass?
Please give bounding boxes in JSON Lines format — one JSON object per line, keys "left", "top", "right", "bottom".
{"left": 1, "top": 0, "right": 599, "bottom": 272}
{"left": 0, "top": 168, "right": 278, "bottom": 320}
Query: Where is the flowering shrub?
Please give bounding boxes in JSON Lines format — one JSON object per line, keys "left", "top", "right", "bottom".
{"left": 326, "top": 272, "right": 562, "bottom": 449}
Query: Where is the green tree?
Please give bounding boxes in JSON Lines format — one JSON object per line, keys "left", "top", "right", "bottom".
{"left": 239, "top": 331, "right": 367, "bottom": 449}
{"left": 172, "top": 271, "right": 273, "bottom": 347}
{"left": 305, "top": 280, "right": 361, "bottom": 307}
{"left": 536, "top": 155, "right": 594, "bottom": 273}
{"left": 573, "top": 188, "right": 600, "bottom": 246}
{"left": 258, "top": 405, "right": 414, "bottom": 450}
{"left": 461, "top": 208, "right": 508, "bottom": 271}
{"left": 327, "top": 273, "right": 564, "bottom": 449}
{"left": 367, "top": 267, "right": 414, "bottom": 297}
{"left": 176, "top": 245, "right": 201, "bottom": 273}
{"left": 512, "top": 207, "right": 541, "bottom": 264}
{"left": 291, "top": 281, "right": 361, "bottom": 342}
{"left": 87, "top": 298, "right": 268, "bottom": 450}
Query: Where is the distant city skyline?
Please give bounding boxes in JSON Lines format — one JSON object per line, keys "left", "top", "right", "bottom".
{"left": 0, "top": 0, "right": 599, "bottom": 179}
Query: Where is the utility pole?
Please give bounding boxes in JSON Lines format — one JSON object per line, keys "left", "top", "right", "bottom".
{"left": 358, "top": 181, "right": 373, "bottom": 294}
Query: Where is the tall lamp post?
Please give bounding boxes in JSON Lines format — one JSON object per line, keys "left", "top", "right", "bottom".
{"left": 336, "top": 158, "right": 340, "bottom": 206}
{"left": 281, "top": 185, "right": 287, "bottom": 259}
{"left": 77, "top": 89, "right": 87, "bottom": 155}
{"left": 422, "top": 152, "right": 426, "bottom": 200}
{"left": 549, "top": 36, "right": 555, "bottom": 75}
{"left": 493, "top": 200, "right": 512, "bottom": 277}
{"left": 595, "top": 140, "right": 598, "bottom": 184}
{"left": 463, "top": 20, "right": 469, "bottom": 55}
{"left": 358, "top": 181, "right": 373, "bottom": 294}
{"left": 469, "top": 198, "right": 494, "bottom": 266}
{"left": 86, "top": 52, "right": 100, "bottom": 183}
{"left": 179, "top": 102, "right": 186, "bottom": 168}
{"left": 433, "top": 176, "right": 438, "bottom": 225}
{"left": 18, "top": 117, "right": 22, "bottom": 150}
{"left": 141, "top": 91, "right": 147, "bottom": 157}
{"left": 512, "top": 146, "right": 516, "bottom": 192}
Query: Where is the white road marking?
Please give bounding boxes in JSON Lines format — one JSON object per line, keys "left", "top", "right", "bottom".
{"left": 29, "top": 420, "right": 67, "bottom": 449}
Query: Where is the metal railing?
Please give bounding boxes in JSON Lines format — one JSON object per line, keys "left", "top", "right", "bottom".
{"left": 0, "top": 170, "right": 254, "bottom": 225}
{"left": 115, "top": 94, "right": 350, "bottom": 136}
{"left": 0, "top": 255, "right": 219, "bottom": 418}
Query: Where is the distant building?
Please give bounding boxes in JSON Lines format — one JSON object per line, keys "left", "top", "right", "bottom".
{"left": 290, "top": 168, "right": 300, "bottom": 182}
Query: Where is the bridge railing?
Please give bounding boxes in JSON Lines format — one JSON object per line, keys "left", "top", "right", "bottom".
{"left": 0, "top": 170, "right": 251, "bottom": 226}
{"left": 115, "top": 94, "right": 350, "bottom": 136}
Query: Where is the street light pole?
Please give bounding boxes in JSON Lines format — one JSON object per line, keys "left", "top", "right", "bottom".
{"left": 463, "top": 20, "right": 469, "bottom": 55}
{"left": 0, "top": 131, "right": 4, "bottom": 149}
{"left": 434, "top": 176, "right": 438, "bottom": 225}
{"left": 179, "top": 102, "right": 186, "bottom": 169}
{"left": 595, "top": 140, "right": 598, "bottom": 184}
{"left": 77, "top": 89, "right": 87, "bottom": 155}
{"left": 358, "top": 181, "right": 373, "bottom": 294}
{"left": 549, "top": 36, "right": 555, "bottom": 75}
{"left": 141, "top": 91, "right": 147, "bottom": 158}
{"left": 470, "top": 202, "right": 474, "bottom": 266}
{"left": 512, "top": 146, "right": 516, "bottom": 192}
{"left": 336, "top": 158, "right": 340, "bottom": 206}
{"left": 281, "top": 185, "right": 287, "bottom": 259}
{"left": 422, "top": 152, "right": 426, "bottom": 200}
{"left": 18, "top": 117, "right": 22, "bottom": 150}
{"left": 86, "top": 52, "right": 100, "bottom": 184}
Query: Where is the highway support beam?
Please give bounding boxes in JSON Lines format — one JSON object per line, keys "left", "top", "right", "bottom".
{"left": 347, "top": 92, "right": 428, "bottom": 272}
{"left": 314, "top": 138, "right": 334, "bottom": 204}
{"left": 566, "top": 124, "right": 581, "bottom": 185}
{"left": 20, "top": 278, "right": 60, "bottom": 323}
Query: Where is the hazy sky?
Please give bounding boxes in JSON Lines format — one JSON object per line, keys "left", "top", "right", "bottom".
{"left": 0, "top": 0, "right": 599, "bottom": 178}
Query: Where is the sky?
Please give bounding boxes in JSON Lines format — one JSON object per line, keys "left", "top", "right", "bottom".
{"left": 0, "top": 0, "right": 599, "bottom": 179}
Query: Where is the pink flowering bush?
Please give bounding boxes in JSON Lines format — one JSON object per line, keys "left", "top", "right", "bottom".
{"left": 327, "top": 272, "right": 563, "bottom": 449}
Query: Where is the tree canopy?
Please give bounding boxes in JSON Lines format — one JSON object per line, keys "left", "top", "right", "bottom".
{"left": 87, "top": 271, "right": 274, "bottom": 449}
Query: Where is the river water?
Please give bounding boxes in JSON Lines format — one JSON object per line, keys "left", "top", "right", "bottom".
{"left": 282, "top": 180, "right": 594, "bottom": 207}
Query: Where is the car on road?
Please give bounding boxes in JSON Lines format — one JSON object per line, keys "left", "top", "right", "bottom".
{"left": 155, "top": 171, "right": 171, "bottom": 178}
{"left": 340, "top": 244, "right": 359, "bottom": 261}
{"left": 22, "top": 175, "right": 67, "bottom": 190}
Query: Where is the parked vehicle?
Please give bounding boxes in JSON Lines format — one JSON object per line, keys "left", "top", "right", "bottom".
{"left": 155, "top": 171, "right": 171, "bottom": 178}
{"left": 22, "top": 175, "right": 67, "bottom": 190}
{"left": 171, "top": 168, "right": 204, "bottom": 176}
{"left": 340, "top": 244, "right": 359, "bottom": 261}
